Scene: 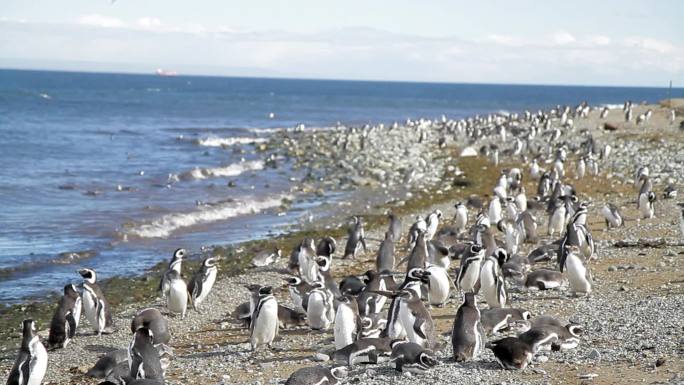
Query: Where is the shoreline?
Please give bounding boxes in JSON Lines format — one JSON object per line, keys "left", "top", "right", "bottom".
{"left": 1, "top": 100, "right": 683, "bottom": 384}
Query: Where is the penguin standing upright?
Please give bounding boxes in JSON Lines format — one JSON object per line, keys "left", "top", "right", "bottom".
{"left": 307, "top": 282, "right": 335, "bottom": 331}
{"left": 159, "top": 248, "right": 186, "bottom": 299}
{"left": 250, "top": 286, "right": 279, "bottom": 350}
{"left": 456, "top": 244, "right": 484, "bottom": 292}
{"left": 425, "top": 263, "right": 451, "bottom": 307}
{"left": 407, "top": 216, "right": 427, "bottom": 251}
{"left": 343, "top": 216, "right": 367, "bottom": 259}
{"left": 284, "top": 277, "right": 312, "bottom": 314}
{"left": 547, "top": 200, "right": 566, "bottom": 236}
{"left": 560, "top": 245, "right": 592, "bottom": 295}
{"left": 376, "top": 231, "right": 395, "bottom": 272}
{"left": 48, "top": 284, "right": 81, "bottom": 349}
{"left": 451, "top": 293, "right": 485, "bottom": 362}
{"left": 78, "top": 268, "right": 114, "bottom": 335}
{"left": 166, "top": 270, "right": 188, "bottom": 319}
{"left": 638, "top": 191, "right": 656, "bottom": 219}
{"left": 397, "top": 288, "right": 436, "bottom": 349}
{"left": 382, "top": 268, "right": 429, "bottom": 340}
{"left": 187, "top": 256, "right": 219, "bottom": 312}
{"left": 425, "top": 210, "right": 442, "bottom": 241}
{"left": 387, "top": 212, "right": 402, "bottom": 242}
{"left": 333, "top": 294, "right": 361, "bottom": 350}
{"left": 297, "top": 238, "right": 319, "bottom": 284}
{"left": 128, "top": 327, "right": 164, "bottom": 381}
{"left": 601, "top": 203, "right": 624, "bottom": 228}
{"left": 453, "top": 202, "right": 468, "bottom": 234}
{"left": 7, "top": 320, "right": 48, "bottom": 385}
{"left": 480, "top": 252, "right": 507, "bottom": 308}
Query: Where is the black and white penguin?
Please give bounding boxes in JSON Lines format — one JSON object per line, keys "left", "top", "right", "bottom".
{"left": 481, "top": 308, "right": 532, "bottom": 334}
{"left": 560, "top": 245, "right": 592, "bottom": 295}
{"left": 638, "top": 191, "right": 656, "bottom": 219}
{"left": 85, "top": 348, "right": 128, "bottom": 379}
{"left": 480, "top": 251, "right": 507, "bottom": 308}
{"left": 78, "top": 268, "right": 114, "bottom": 335}
{"left": 333, "top": 294, "right": 361, "bottom": 350}
{"left": 404, "top": 231, "right": 429, "bottom": 272}
{"left": 358, "top": 314, "right": 388, "bottom": 339}
{"left": 298, "top": 238, "right": 319, "bottom": 284}
{"left": 427, "top": 239, "right": 451, "bottom": 268}
{"left": 382, "top": 268, "right": 430, "bottom": 340}
{"left": 524, "top": 269, "right": 565, "bottom": 290}
{"left": 389, "top": 340, "right": 438, "bottom": 374}
{"left": 284, "top": 276, "right": 312, "bottom": 314}
{"left": 407, "top": 216, "right": 427, "bottom": 251}
{"left": 7, "top": 319, "right": 48, "bottom": 385}
{"left": 387, "top": 212, "right": 402, "bottom": 242}
{"left": 396, "top": 288, "right": 436, "bottom": 349}
{"left": 528, "top": 316, "right": 583, "bottom": 351}
{"left": 451, "top": 292, "right": 485, "bottom": 362}
{"left": 48, "top": 283, "right": 81, "bottom": 349}
{"left": 547, "top": 200, "right": 566, "bottom": 236}
{"left": 131, "top": 308, "right": 170, "bottom": 345}
{"left": 456, "top": 244, "right": 484, "bottom": 292}
{"left": 188, "top": 256, "right": 219, "bottom": 312}
{"left": 159, "top": 248, "right": 186, "bottom": 299}
{"left": 128, "top": 327, "right": 163, "bottom": 381}
{"left": 250, "top": 286, "right": 279, "bottom": 350}
{"left": 315, "top": 255, "right": 341, "bottom": 303}
{"left": 307, "top": 282, "right": 335, "bottom": 331}
{"left": 356, "top": 270, "right": 389, "bottom": 316}
{"left": 165, "top": 270, "right": 187, "bottom": 319}
{"left": 376, "top": 231, "right": 396, "bottom": 272}
{"left": 337, "top": 275, "right": 366, "bottom": 297}
{"left": 425, "top": 263, "right": 451, "bottom": 307}
{"left": 277, "top": 305, "right": 307, "bottom": 329}
{"left": 453, "top": 202, "right": 468, "bottom": 234}
{"left": 343, "top": 216, "right": 367, "bottom": 259}
{"left": 332, "top": 337, "right": 392, "bottom": 367}
{"left": 284, "top": 366, "right": 347, "bottom": 385}
{"left": 316, "top": 236, "right": 337, "bottom": 259}
{"left": 601, "top": 203, "right": 624, "bottom": 228}
{"left": 425, "top": 209, "right": 443, "bottom": 241}
{"left": 487, "top": 337, "right": 534, "bottom": 370}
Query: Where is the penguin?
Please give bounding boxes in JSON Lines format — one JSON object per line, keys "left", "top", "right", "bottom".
{"left": 480, "top": 251, "right": 507, "bottom": 308}
{"left": 307, "top": 282, "right": 335, "bottom": 331}
{"left": 547, "top": 200, "right": 566, "bottom": 236}
{"left": 638, "top": 191, "right": 656, "bottom": 219}
{"left": 285, "top": 366, "right": 347, "bottom": 385}
{"left": 358, "top": 314, "right": 387, "bottom": 339}
{"left": 407, "top": 216, "right": 427, "bottom": 251}
{"left": 663, "top": 185, "right": 677, "bottom": 199}
{"left": 456, "top": 244, "right": 484, "bottom": 292}
{"left": 528, "top": 316, "right": 583, "bottom": 351}
{"left": 453, "top": 202, "right": 468, "bottom": 234}
{"left": 559, "top": 245, "right": 592, "bottom": 295}
{"left": 159, "top": 248, "right": 186, "bottom": 299}
{"left": 451, "top": 292, "right": 485, "bottom": 362}
{"left": 284, "top": 276, "right": 312, "bottom": 314}
{"left": 600, "top": 106, "right": 609, "bottom": 119}
{"left": 396, "top": 289, "right": 436, "bottom": 348}
{"left": 529, "top": 158, "right": 542, "bottom": 180}
{"left": 518, "top": 210, "right": 538, "bottom": 244}
{"left": 233, "top": 284, "right": 262, "bottom": 328}
{"left": 85, "top": 348, "right": 128, "bottom": 379}
{"left": 600, "top": 203, "right": 624, "bottom": 228}
{"left": 128, "top": 327, "right": 163, "bottom": 381}
{"left": 425, "top": 210, "right": 443, "bottom": 241}
{"left": 480, "top": 308, "right": 532, "bottom": 334}
{"left": 524, "top": 269, "right": 565, "bottom": 290}
{"left": 498, "top": 219, "right": 520, "bottom": 256}
{"left": 187, "top": 256, "right": 219, "bottom": 312}
{"left": 575, "top": 157, "right": 586, "bottom": 180}
{"left": 315, "top": 255, "right": 341, "bottom": 303}
{"left": 425, "top": 263, "right": 451, "bottom": 307}
{"left": 389, "top": 340, "right": 438, "bottom": 374}
{"left": 251, "top": 248, "right": 281, "bottom": 267}
{"left": 387, "top": 212, "right": 402, "bottom": 242}
{"left": 343, "top": 216, "right": 367, "bottom": 259}
{"left": 332, "top": 337, "right": 392, "bottom": 367}
{"left": 316, "top": 236, "right": 337, "bottom": 259}
{"left": 486, "top": 337, "right": 534, "bottom": 370}
{"left": 165, "top": 270, "right": 187, "bottom": 319}
{"left": 250, "top": 286, "right": 279, "bottom": 350}
{"left": 7, "top": 319, "right": 48, "bottom": 385}
{"left": 404, "top": 231, "right": 429, "bottom": 272}
{"left": 382, "top": 268, "right": 430, "bottom": 340}
{"left": 78, "top": 268, "right": 114, "bottom": 335}
{"left": 427, "top": 239, "right": 451, "bottom": 268}
{"left": 680, "top": 206, "right": 684, "bottom": 241}
{"left": 333, "top": 294, "right": 361, "bottom": 349}
{"left": 356, "top": 270, "right": 389, "bottom": 315}
{"left": 277, "top": 305, "right": 307, "bottom": 329}
{"left": 131, "top": 308, "right": 170, "bottom": 345}
{"left": 48, "top": 284, "right": 81, "bottom": 349}
{"left": 376, "top": 231, "right": 395, "bottom": 272}
{"left": 337, "top": 275, "right": 366, "bottom": 296}
{"left": 488, "top": 197, "right": 503, "bottom": 225}
{"left": 297, "top": 238, "right": 319, "bottom": 284}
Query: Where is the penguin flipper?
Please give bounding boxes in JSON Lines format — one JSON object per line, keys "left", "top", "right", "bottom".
{"left": 66, "top": 310, "right": 77, "bottom": 338}
{"left": 413, "top": 318, "right": 428, "bottom": 340}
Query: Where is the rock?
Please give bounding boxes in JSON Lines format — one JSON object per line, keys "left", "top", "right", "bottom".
{"left": 656, "top": 357, "right": 666, "bottom": 367}
{"left": 312, "top": 352, "right": 330, "bottom": 362}
{"left": 536, "top": 355, "right": 549, "bottom": 363}
{"left": 578, "top": 373, "right": 598, "bottom": 380}
{"left": 608, "top": 265, "right": 617, "bottom": 272}
{"left": 587, "top": 349, "right": 601, "bottom": 361}
{"left": 460, "top": 146, "right": 478, "bottom": 157}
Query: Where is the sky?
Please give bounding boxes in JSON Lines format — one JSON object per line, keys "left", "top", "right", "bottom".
{"left": 1, "top": 0, "right": 683, "bottom": 86}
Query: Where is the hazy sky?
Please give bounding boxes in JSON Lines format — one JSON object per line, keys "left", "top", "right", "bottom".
{"left": 1, "top": 0, "right": 683, "bottom": 86}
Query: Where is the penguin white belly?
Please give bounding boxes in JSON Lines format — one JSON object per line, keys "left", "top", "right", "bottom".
{"left": 168, "top": 281, "right": 188, "bottom": 316}
{"left": 515, "top": 195, "right": 527, "bottom": 212}
{"left": 399, "top": 303, "right": 423, "bottom": 346}
{"left": 454, "top": 211, "right": 467, "bottom": 232}
{"left": 27, "top": 338, "right": 47, "bottom": 385}
{"left": 333, "top": 305, "right": 356, "bottom": 350}
{"left": 252, "top": 299, "right": 278, "bottom": 346}
{"left": 489, "top": 200, "right": 502, "bottom": 224}
{"left": 480, "top": 262, "right": 499, "bottom": 307}
{"left": 566, "top": 255, "right": 591, "bottom": 294}
{"left": 73, "top": 297, "right": 82, "bottom": 329}
{"left": 289, "top": 288, "right": 305, "bottom": 313}
{"left": 460, "top": 261, "right": 481, "bottom": 292}
{"left": 307, "top": 293, "right": 330, "bottom": 330}
{"left": 548, "top": 209, "right": 565, "bottom": 235}
{"left": 427, "top": 266, "right": 450, "bottom": 306}
{"left": 638, "top": 194, "right": 653, "bottom": 218}
{"left": 195, "top": 269, "right": 217, "bottom": 305}
{"left": 82, "top": 289, "right": 98, "bottom": 330}
{"left": 372, "top": 280, "right": 387, "bottom": 313}
{"left": 299, "top": 256, "right": 317, "bottom": 283}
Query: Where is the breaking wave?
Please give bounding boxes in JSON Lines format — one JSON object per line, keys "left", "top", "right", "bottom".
{"left": 196, "top": 136, "right": 267, "bottom": 147}
{"left": 175, "top": 160, "right": 265, "bottom": 181}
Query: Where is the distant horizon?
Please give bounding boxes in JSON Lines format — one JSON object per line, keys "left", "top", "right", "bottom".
{"left": 2, "top": 66, "right": 683, "bottom": 91}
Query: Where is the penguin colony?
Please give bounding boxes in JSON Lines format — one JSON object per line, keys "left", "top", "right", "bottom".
{"left": 5, "top": 101, "right": 681, "bottom": 385}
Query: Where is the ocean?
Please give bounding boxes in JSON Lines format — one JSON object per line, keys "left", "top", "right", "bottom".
{"left": 0, "top": 68, "right": 676, "bottom": 303}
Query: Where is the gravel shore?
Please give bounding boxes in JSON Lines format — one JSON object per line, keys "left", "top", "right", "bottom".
{"left": 1, "top": 101, "right": 683, "bottom": 385}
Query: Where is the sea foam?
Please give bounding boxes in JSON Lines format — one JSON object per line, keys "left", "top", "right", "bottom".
{"left": 176, "top": 160, "right": 265, "bottom": 181}
{"left": 196, "top": 136, "right": 267, "bottom": 147}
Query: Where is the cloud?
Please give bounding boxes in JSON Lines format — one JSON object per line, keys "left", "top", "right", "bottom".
{"left": 589, "top": 35, "right": 611, "bottom": 46}
{"left": 78, "top": 14, "right": 125, "bottom": 28}
{"left": 552, "top": 31, "right": 576, "bottom": 45}
{"left": 136, "top": 17, "right": 161, "bottom": 30}
{"left": 623, "top": 37, "right": 675, "bottom": 54}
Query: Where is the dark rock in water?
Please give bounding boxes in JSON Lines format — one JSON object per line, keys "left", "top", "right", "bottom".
{"left": 58, "top": 184, "right": 77, "bottom": 190}
{"left": 52, "top": 250, "right": 98, "bottom": 264}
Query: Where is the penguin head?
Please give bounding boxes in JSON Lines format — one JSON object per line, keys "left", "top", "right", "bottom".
{"left": 329, "top": 366, "right": 349, "bottom": 380}
{"left": 433, "top": 209, "right": 443, "bottom": 219}
{"left": 406, "top": 268, "right": 430, "bottom": 284}
{"left": 283, "top": 277, "right": 301, "bottom": 287}
{"left": 315, "top": 255, "right": 331, "bottom": 271}
{"left": 316, "top": 237, "right": 336, "bottom": 257}
{"left": 361, "top": 270, "right": 377, "bottom": 284}
{"left": 647, "top": 191, "right": 656, "bottom": 203}
{"left": 462, "top": 292, "right": 476, "bottom": 307}
{"left": 566, "top": 323, "right": 583, "bottom": 337}
{"left": 64, "top": 284, "right": 79, "bottom": 298}
{"left": 419, "top": 351, "right": 439, "bottom": 368}
{"left": 203, "top": 256, "right": 219, "bottom": 268}
{"left": 390, "top": 339, "right": 409, "bottom": 349}
{"left": 258, "top": 286, "right": 273, "bottom": 296}
{"left": 469, "top": 244, "right": 484, "bottom": 257}
{"left": 134, "top": 327, "right": 154, "bottom": 346}
{"left": 495, "top": 248, "right": 509, "bottom": 266}
{"left": 21, "top": 319, "right": 37, "bottom": 339}
{"left": 173, "top": 248, "right": 187, "bottom": 260}
{"left": 77, "top": 268, "right": 97, "bottom": 283}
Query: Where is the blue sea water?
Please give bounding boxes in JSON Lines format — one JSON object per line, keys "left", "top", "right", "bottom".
{"left": 0, "top": 68, "right": 677, "bottom": 303}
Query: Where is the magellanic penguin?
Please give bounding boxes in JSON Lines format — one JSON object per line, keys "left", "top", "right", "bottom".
{"left": 389, "top": 340, "right": 439, "bottom": 374}
{"left": 481, "top": 308, "right": 531, "bottom": 334}
{"left": 525, "top": 268, "right": 565, "bottom": 290}
{"left": 297, "top": 238, "right": 319, "bottom": 284}
{"left": 480, "top": 251, "right": 507, "bottom": 308}
{"left": 7, "top": 319, "right": 48, "bottom": 385}
{"left": 356, "top": 270, "right": 389, "bottom": 316}
{"left": 284, "top": 276, "right": 312, "bottom": 314}
{"left": 78, "top": 268, "right": 114, "bottom": 335}
{"left": 407, "top": 216, "right": 427, "bottom": 251}
{"left": 48, "top": 283, "right": 81, "bottom": 349}
{"left": 159, "top": 248, "right": 186, "bottom": 299}
{"left": 376, "top": 231, "right": 396, "bottom": 272}
{"left": 425, "top": 209, "right": 443, "bottom": 241}
{"left": 559, "top": 245, "right": 592, "bottom": 296}
{"left": 425, "top": 263, "right": 451, "bottom": 307}
{"left": 382, "top": 268, "right": 430, "bottom": 341}
{"left": 85, "top": 348, "right": 128, "bottom": 379}
{"left": 250, "top": 286, "right": 279, "bottom": 350}
{"left": 359, "top": 314, "right": 387, "bottom": 339}
{"left": 188, "top": 256, "right": 219, "bottom": 312}
{"left": 165, "top": 270, "right": 188, "bottom": 319}
{"left": 456, "top": 244, "right": 485, "bottom": 293}
{"left": 638, "top": 190, "right": 656, "bottom": 219}
{"left": 387, "top": 212, "right": 403, "bottom": 242}
{"left": 451, "top": 292, "right": 485, "bottom": 362}
{"left": 343, "top": 216, "right": 367, "bottom": 259}
{"left": 131, "top": 308, "right": 170, "bottom": 345}
{"left": 403, "top": 231, "right": 429, "bottom": 272}
{"left": 284, "top": 366, "right": 347, "bottom": 385}
{"left": 528, "top": 316, "right": 583, "bottom": 351}
{"left": 453, "top": 202, "right": 468, "bottom": 234}
{"left": 333, "top": 294, "right": 361, "bottom": 350}
{"left": 315, "top": 255, "right": 341, "bottom": 304}
{"left": 128, "top": 327, "right": 163, "bottom": 381}
{"left": 307, "top": 282, "right": 335, "bottom": 331}
{"left": 547, "top": 200, "right": 566, "bottom": 236}
{"left": 394, "top": 288, "right": 436, "bottom": 349}
{"left": 601, "top": 203, "right": 624, "bottom": 228}
{"left": 277, "top": 305, "right": 307, "bottom": 329}
{"left": 487, "top": 337, "right": 533, "bottom": 370}
{"left": 332, "top": 337, "right": 392, "bottom": 367}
